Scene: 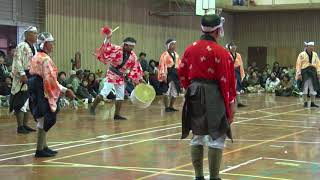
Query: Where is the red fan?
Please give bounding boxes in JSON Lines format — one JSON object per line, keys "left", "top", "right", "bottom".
{"left": 101, "top": 26, "right": 112, "bottom": 36}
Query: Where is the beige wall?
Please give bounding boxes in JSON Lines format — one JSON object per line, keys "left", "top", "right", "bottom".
{"left": 46, "top": 0, "right": 234, "bottom": 72}
{"left": 233, "top": 11, "right": 320, "bottom": 68}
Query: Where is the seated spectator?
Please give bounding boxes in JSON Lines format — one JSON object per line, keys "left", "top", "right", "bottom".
{"left": 148, "top": 60, "right": 162, "bottom": 95}
{"left": 87, "top": 73, "right": 100, "bottom": 97}
{"left": 246, "top": 71, "right": 264, "bottom": 93}
{"left": 138, "top": 52, "right": 149, "bottom": 72}
{"left": 58, "top": 71, "right": 67, "bottom": 87}
{"left": 0, "top": 76, "right": 12, "bottom": 107}
{"left": 77, "top": 79, "right": 94, "bottom": 103}
{"left": 265, "top": 72, "right": 281, "bottom": 93}
{"left": 70, "top": 70, "right": 83, "bottom": 93}
{"left": 263, "top": 64, "right": 272, "bottom": 75}
{"left": 260, "top": 70, "right": 269, "bottom": 88}
{"left": 5, "top": 45, "right": 16, "bottom": 70}
{"left": 0, "top": 56, "right": 9, "bottom": 82}
{"left": 272, "top": 61, "right": 281, "bottom": 77}
{"left": 275, "top": 74, "right": 293, "bottom": 97}
{"left": 138, "top": 52, "right": 149, "bottom": 81}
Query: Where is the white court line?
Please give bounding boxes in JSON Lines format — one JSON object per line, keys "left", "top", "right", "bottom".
{"left": 269, "top": 145, "right": 285, "bottom": 148}
{"left": 238, "top": 123, "right": 317, "bottom": 129}
{"left": 236, "top": 103, "right": 300, "bottom": 115}
{"left": 261, "top": 118, "right": 320, "bottom": 123}
{"left": 0, "top": 142, "right": 88, "bottom": 147}
{"left": 220, "top": 157, "right": 263, "bottom": 173}
{"left": 0, "top": 126, "right": 181, "bottom": 162}
{"left": 44, "top": 133, "right": 181, "bottom": 162}
{"left": 0, "top": 108, "right": 305, "bottom": 162}
{"left": 264, "top": 157, "right": 320, "bottom": 165}
{"left": 88, "top": 138, "right": 320, "bottom": 145}
{"left": 233, "top": 108, "right": 306, "bottom": 124}
{"left": 0, "top": 123, "right": 180, "bottom": 157}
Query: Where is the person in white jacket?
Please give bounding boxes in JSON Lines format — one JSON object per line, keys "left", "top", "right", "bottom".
{"left": 265, "top": 72, "right": 280, "bottom": 93}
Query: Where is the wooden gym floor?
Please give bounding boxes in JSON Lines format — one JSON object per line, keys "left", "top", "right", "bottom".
{"left": 0, "top": 94, "right": 320, "bottom": 180}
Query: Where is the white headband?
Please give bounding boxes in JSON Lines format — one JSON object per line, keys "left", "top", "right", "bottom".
{"left": 167, "top": 40, "right": 176, "bottom": 49}
{"left": 123, "top": 41, "right": 136, "bottom": 46}
{"left": 25, "top": 26, "right": 38, "bottom": 33}
{"left": 38, "top": 33, "right": 55, "bottom": 50}
{"left": 201, "top": 17, "right": 225, "bottom": 33}
{"left": 304, "top": 41, "right": 315, "bottom": 46}
{"left": 21, "top": 26, "right": 38, "bottom": 41}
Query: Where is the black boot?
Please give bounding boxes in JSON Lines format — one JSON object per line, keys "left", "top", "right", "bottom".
{"left": 35, "top": 150, "right": 56, "bottom": 158}
{"left": 17, "top": 126, "right": 29, "bottom": 134}
{"left": 89, "top": 106, "right": 96, "bottom": 115}
{"left": 165, "top": 107, "right": 173, "bottom": 112}
{"left": 114, "top": 115, "right": 127, "bottom": 120}
{"left": 195, "top": 177, "right": 205, "bottom": 180}
{"left": 169, "top": 107, "right": 179, "bottom": 111}
{"left": 44, "top": 147, "right": 58, "bottom": 155}
{"left": 24, "top": 125, "right": 36, "bottom": 132}
{"left": 311, "top": 102, "right": 319, "bottom": 108}
{"left": 238, "top": 103, "right": 246, "bottom": 108}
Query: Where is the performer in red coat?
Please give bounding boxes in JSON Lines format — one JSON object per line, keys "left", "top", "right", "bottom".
{"left": 90, "top": 26, "right": 144, "bottom": 120}
{"left": 178, "top": 14, "right": 236, "bottom": 180}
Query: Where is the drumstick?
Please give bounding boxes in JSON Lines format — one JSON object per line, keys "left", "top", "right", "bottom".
{"left": 111, "top": 26, "right": 119, "bottom": 33}
{"left": 92, "top": 26, "right": 120, "bottom": 56}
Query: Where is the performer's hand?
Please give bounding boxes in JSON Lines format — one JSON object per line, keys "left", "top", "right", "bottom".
{"left": 298, "top": 74, "right": 302, "bottom": 80}
{"left": 65, "top": 89, "right": 76, "bottom": 99}
{"left": 20, "top": 75, "right": 28, "bottom": 83}
{"left": 139, "top": 79, "right": 146, "bottom": 84}
{"left": 229, "top": 101, "right": 236, "bottom": 120}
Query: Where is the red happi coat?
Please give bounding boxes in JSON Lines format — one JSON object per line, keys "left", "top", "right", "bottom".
{"left": 178, "top": 36, "right": 236, "bottom": 121}
{"left": 95, "top": 41, "right": 144, "bottom": 85}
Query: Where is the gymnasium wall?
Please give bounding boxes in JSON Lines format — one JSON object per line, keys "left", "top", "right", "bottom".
{"left": 45, "top": 0, "right": 234, "bottom": 72}
{"left": 233, "top": 10, "right": 320, "bottom": 68}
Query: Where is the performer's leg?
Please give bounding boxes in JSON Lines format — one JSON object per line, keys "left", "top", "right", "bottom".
{"left": 16, "top": 111, "right": 29, "bottom": 134}
{"left": 23, "top": 112, "right": 36, "bottom": 132}
{"left": 114, "top": 84, "right": 126, "bottom": 120}
{"left": 207, "top": 135, "right": 226, "bottom": 180}
{"left": 35, "top": 118, "right": 55, "bottom": 157}
{"left": 168, "top": 82, "right": 178, "bottom": 111}
{"left": 163, "top": 96, "right": 169, "bottom": 109}
{"left": 90, "top": 94, "right": 103, "bottom": 115}
{"left": 237, "top": 92, "right": 246, "bottom": 108}
{"left": 190, "top": 135, "right": 205, "bottom": 180}
{"left": 164, "top": 82, "right": 171, "bottom": 112}
{"left": 303, "top": 79, "right": 310, "bottom": 107}
{"left": 90, "top": 82, "right": 113, "bottom": 115}
{"left": 309, "top": 83, "right": 319, "bottom": 108}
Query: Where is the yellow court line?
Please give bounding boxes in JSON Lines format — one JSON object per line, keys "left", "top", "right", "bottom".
{"left": 136, "top": 130, "right": 306, "bottom": 180}
{"left": 44, "top": 133, "right": 181, "bottom": 163}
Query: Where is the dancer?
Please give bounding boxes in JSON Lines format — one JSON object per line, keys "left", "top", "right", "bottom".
{"left": 90, "top": 26, "right": 144, "bottom": 120}
{"left": 28, "top": 32, "right": 76, "bottom": 157}
{"left": 179, "top": 14, "right": 236, "bottom": 180}
{"left": 10, "top": 26, "right": 38, "bottom": 134}
{"left": 296, "top": 41, "right": 320, "bottom": 108}
{"left": 158, "top": 38, "right": 181, "bottom": 112}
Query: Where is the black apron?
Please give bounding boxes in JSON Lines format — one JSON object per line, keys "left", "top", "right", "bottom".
{"left": 166, "top": 51, "right": 181, "bottom": 93}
